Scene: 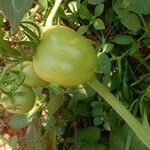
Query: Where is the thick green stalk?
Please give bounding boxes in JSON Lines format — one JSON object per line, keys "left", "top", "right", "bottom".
{"left": 45, "top": 0, "right": 62, "bottom": 30}
{"left": 88, "top": 77, "right": 150, "bottom": 149}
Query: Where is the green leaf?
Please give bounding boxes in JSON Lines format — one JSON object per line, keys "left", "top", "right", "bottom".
{"left": 69, "top": 85, "right": 95, "bottom": 100}
{"left": 75, "top": 127, "right": 100, "bottom": 143}
{"left": 75, "top": 102, "right": 90, "bottom": 117}
{"left": 9, "top": 114, "right": 32, "bottom": 128}
{"left": 88, "top": 0, "right": 105, "bottom": 5}
{"left": 114, "top": 34, "right": 132, "bottom": 45}
{"left": 128, "top": 0, "right": 150, "bottom": 15}
{"left": 93, "top": 18, "right": 105, "bottom": 30}
{"left": 109, "top": 127, "right": 125, "bottom": 150}
{"left": 77, "top": 25, "right": 88, "bottom": 34}
{"left": 79, "top": 5, "right": 91, "bottom": 20}
{"left": 94, "top": 3, "right": 104, "bottom": 17}
{"left": 38, "top": 0, "right": 48, "bottom": 10}
{"left": 110, "top": 124, "right": 149, "bottom": 150}
{"left": 97, "top": 53, "right": 111, "bottom": 74}
{"left": 102, "top": 75, "right": 111, "bottom": 90}
{"left": 94, "top": 116, "right": 103, "bottom": 126}
{"left": 0, "top": 0, "right": 34, "bottom": 30}
{"left": 80, "top": 143, "right": 107, "bottom": 150}
{"left": 113, "top": 0, "right": 141, "bottom": 31}
{"left": 120, "top": 13, "right": 141, "bottom": 31}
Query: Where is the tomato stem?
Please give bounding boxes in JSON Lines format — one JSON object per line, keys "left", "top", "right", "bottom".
{"left": 45, "top": 0, "right": 63, "bottom": 29}
{"left": 88, "top": 77, "right": 150, "bottom": 149}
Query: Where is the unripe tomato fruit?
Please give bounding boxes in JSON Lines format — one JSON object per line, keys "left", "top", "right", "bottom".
{"left": 1, "top": 86, "right": 36, "bottom": 114}
{"left": 33, "top": 25, "right": 97, "bottom": 87}
{"left": 22, "top": 61, "right": 48, "bottom": 87}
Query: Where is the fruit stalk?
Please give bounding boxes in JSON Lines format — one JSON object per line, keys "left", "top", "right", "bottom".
{"left": 88, "top": 77, "right": 150, "bottom": 149}
{"left": 45, "top": 0, "right": 63, "bottom": 29}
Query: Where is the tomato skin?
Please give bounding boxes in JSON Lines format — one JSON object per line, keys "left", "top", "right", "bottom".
{"left": 22, "top": 61, "right": 48, "bottom": 87}
{"left": 1, "top": 86, "right": 36, "bottom": 114}
{"left": 33, "top": 25, "right": 97, "bottom": 87}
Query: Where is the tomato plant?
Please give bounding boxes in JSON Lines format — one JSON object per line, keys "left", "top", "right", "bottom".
{"left": 21, "top": 61, "right": 48, "bottom": 87}
{"left": 0, "top": 0, "right": 150, "bottom": 149}
{"left": 1, "top": 86, "right": 36, "bottom": 114}
{"left": 33, "top": 25, "right": 97, "bottom": 87}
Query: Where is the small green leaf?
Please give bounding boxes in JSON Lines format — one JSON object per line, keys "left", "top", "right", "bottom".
{"left": 94, "top": 116, "right": 103, "bottom": 126}
{"left": 79, "top": 5, "right": 91, "bottom": 20}
{"left": 94, "top": 3, "right": 104, "bottom": 17}
{"left": 102, "top": 75, "right": 111, "bottom": 89}
{"left": 38, "top": 0, "right": 48, "bottom": 10}
{"left": 77, "top": 25, "right": 88, "bottom": 34}
{"left": 93, "top": 18, "right": 105, "bottom": 30}
{"left": 97, "top": 53, "right": 111, "bottom": 74}
{"left": 114, "top": 35, "right": 132, "bottom": 45}
{"left": 88, "top": 0, "right": 105, "bottom": 5}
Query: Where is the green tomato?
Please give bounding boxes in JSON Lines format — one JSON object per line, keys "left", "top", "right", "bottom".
{"left": 1, "top": 86, "right": 36, "bottom": 114}
{"left": 33, "top": 25, "right": 97, "bottom": 87}
{"left": 22, "top": 61, "right": 48, "bottom": 87}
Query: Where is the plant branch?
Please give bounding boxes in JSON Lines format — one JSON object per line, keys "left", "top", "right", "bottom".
{"left": 88, "top": 77, "right": 150, "bottom": 149}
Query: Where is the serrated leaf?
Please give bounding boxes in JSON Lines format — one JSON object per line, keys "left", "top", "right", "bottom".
{"left": 9, "top": 114, "right": 32, "bottom": 128}
{"left": 77, "top": 25, "right": 88, "bottom": 34}
{"left": 93, "top": 18, "right": 105, "bottom": 30}
{"left": 94, "top": 3, "right": 104, "bottom": 17}
{"left": 0, "top": 0, "right": 33, "bottom": 30}
{"left": 114, "top": 34, "right": 132, "bottom": 45}
{"left": 88, "top": 0, "right": 105, "bottom": 5}
{"left": 97, "top": 53, "right": 111, "bottom": 74}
